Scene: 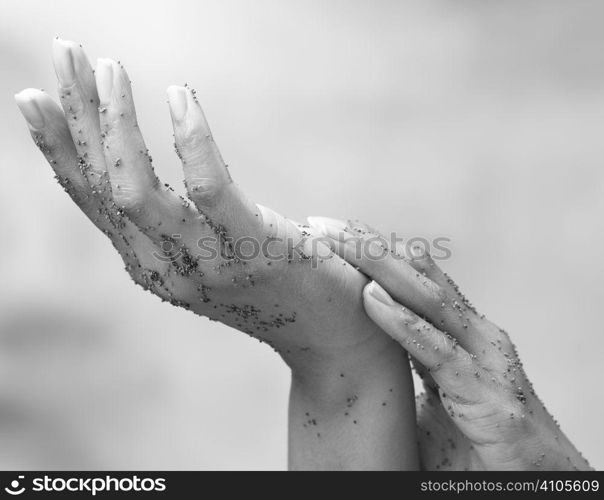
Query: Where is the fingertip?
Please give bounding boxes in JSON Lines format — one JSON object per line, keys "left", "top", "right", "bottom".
{"left": 15, "top": 88, "right": 55, "bottom": 129}
{"left": 52, "top": 39, "right": 77, "bottom": 87}
{"left": 364, "top": 280, "right": 395, "bottom": 307}
{"left": 15, "top": 87, "right": 42, "bottom": 104}
{"left": 306, "top": 216, "right": 325, "bottom": 232}
{"left": 54, "top": 37, "right": 92, "bottom": 82}
{"left": 167, "top": 85, "right": 188, "bottom": 122}
{"left": 306, "top": 216, "right": 347, "bottom": 240}
{"left": 96, "top": 57, "right": 117, "bottom": 67}
{"left": 52, "top": 36, "right": 80, "bottom": 52}
{"left": 95, "top": 58, "right": 117, "bottom": 104}
{"left": 167, "top": 84, "right": 186, "bottom": 95}
{"left": 361, "top": 282, "right": 402, "bottom": 345}
{"left": 169, "top": 85, "right": 208, "bottom": 137}
{"left": 183, "top": 84, "right": 199, "bottom": 105}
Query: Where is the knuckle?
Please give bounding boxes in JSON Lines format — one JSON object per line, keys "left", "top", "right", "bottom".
{"left": 427, "top": 360, "right": 445, "bottom": 376}
{"left": 439, "top": 344, "right": 460, "bottom": 366}
{"left": 428, "top": 347, "right": 459, "bottom": 379}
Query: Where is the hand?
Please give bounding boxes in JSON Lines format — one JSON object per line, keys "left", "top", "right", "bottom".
{"left": 308, "top": 217, "right": 593, "bottom": 470}
{"left": 15, "top": 39, "right": 418, "bottom": 470}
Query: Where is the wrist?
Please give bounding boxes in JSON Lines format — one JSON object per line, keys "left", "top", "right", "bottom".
{"left": 282, "top": 316, "right": 403, "bottom": 392}
{"left": 288, "top": 335, "right": 404, "bottom": 406}
{"left": 287, "top": 336, "right": 419, "bottom": 470}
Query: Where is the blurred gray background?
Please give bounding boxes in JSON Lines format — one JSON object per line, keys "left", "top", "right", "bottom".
{"left": 1, "top": 0, "right": 603, "bottom": 469}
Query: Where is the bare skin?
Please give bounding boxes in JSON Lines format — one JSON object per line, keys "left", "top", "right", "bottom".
{"left": 15, "top": 39, "right": 418, "bottom": 470}
{"left": 308, "top": 217, "right": 593, "bottom": 470}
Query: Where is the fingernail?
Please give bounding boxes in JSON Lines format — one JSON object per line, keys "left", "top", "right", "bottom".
{"left": 307, "top": 216, "right": 351, "bottom": 242}
{"left": 400, "top": 306, "right": 419, "bottom": 325}
{"left": 167, "top": 86, "right": 188, "bottom": 122}
{"left": 52, "top": 38, "right": 76, "bottom": 86}
{"left": 15, "top": 89, "right": 45, "bottom": 129}
{"left": 366, "top": 281, "right": 394, "bottom": 306}
{"left": 95, "top": 58, "right": 115, "bottom": 104}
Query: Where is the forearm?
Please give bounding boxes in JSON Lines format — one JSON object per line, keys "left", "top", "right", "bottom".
{"left": 287, "top": 339, "right": 419, "bottom": 470}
